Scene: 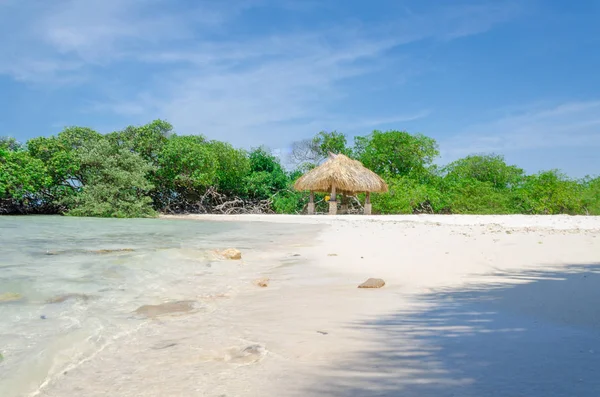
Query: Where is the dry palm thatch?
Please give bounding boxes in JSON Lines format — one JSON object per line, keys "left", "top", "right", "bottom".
{"left": 294, "top": 153, "right": 388, "bottom": 194}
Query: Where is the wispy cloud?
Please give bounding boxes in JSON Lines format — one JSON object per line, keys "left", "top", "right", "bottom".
{"left": 0, "top": 0, "right": 248, "bottom": 80}
{"left": 1, "top": 0, "right": 520, "bottom": 147}
{"left": 441, "top": 100, "right": 600, "bottom": 162}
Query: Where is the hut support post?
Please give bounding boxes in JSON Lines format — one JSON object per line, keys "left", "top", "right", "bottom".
{"left": 364, "top": 192, "right": 372, "bottom": 215}
{"left": 329, "top": 186, "right": 337, "bottom": 215}
{"left": 340, "top": 194, "right": 348, "bottom": 214}
{"left": 307, "top": 191, "right": 315, "bottom": 215}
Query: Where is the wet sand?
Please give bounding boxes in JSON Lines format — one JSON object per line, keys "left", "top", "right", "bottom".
{"left": 35, "top": 215, "right": 600, "bottom": 396}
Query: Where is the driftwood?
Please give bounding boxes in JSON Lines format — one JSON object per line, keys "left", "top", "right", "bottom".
{"left": 0, "top": 197, "right": 62, "bottom": 215}
{"left": 0, "top": 188, "right": 275, "bottom": 216}
{"left": 158, "top": 187, "right": 274, "bottom": 215}
{"left": 413, "top": 201, "right": 434, "bottom": 214}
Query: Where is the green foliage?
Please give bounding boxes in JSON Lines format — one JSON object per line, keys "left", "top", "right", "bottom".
{"left": 582, "top": 177, "right": 600, "bottom": 215}
{"left": 443, "top": 154, "right": 524, "bottom": 189}
{"left": 2, "top": 121, "right": 598, "bottom": 217}
{"left": 27, "top": 136, "right": 77, "bottom": 188}
{"left": 269, "top": 169, "right": 310, "bottom": 214}
{"left": 65, "top": 139, "right": 156, "bottom": 218}
{"left": 207, "top": 140, "right": 250, "bottom": 195}
{"left": 27, "top": 127, "right": 102, "bottom": 187}
{"left": 56, "top": 126, "right": 103, "bottom": 150}
{"left": 442, "top": 178, "right": 513, "bottom": 214}
{"left": 513, "top": 170, "right": 585, "bottom": 215}
{"left": 108, "top": 120, "right": 172, "bottom": 164}
{"left": 156, "top": 135, "right": 218, "bottom": 195}
{"left": 436, "top": 156, "right": 522, "bottom": 214}
{"left": 245, "top": 147, "right": 288, "bottom": 199}
{"left": 0, "top": 147, "right": 51, "bottom": 201}
{"left": 313, "top": 131, "right": 351, "bottom": 158}
{"left": 271, "top": 190, "right": 307, "bottom": 214}
{"left": 372, "top": 176, "right": 444, "bottom": 214}
{"left": 354, "top": 130, "right": 439, "bottom": 177}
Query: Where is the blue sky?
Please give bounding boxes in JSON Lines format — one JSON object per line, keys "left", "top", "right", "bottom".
{"left": 1, "top": 0, "right": 599, "bottom": 176}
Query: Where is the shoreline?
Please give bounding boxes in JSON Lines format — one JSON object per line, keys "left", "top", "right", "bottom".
{"left": 160, "top": 213, "right": 600, "bottom": 230}
{"left": 161, "top": 213, "right": 600, "bottom": 396}
{"left": 27, "top": 215, "right": 600, "bottom": 396}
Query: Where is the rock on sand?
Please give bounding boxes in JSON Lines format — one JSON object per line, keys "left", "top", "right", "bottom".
{"left": 358, "top": 278, "right": 386, "bottom": 288}
{"left": 134, "top": 300, "right": 196, "bottom": 318}
{"left": 218, "top": 248, "right": 242, "bottom": 260}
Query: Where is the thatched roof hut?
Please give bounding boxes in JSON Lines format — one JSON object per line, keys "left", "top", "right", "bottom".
{"left": 294, "top": 153, "right": 388, "bottom": 215}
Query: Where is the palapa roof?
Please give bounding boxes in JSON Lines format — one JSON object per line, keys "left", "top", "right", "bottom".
{"left": 294, "top": 153, "right": 388, "bottom": 194}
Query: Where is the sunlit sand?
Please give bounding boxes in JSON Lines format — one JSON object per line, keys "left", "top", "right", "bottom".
{"left": 14, "top": 214, "right": 600, "bottom": 396}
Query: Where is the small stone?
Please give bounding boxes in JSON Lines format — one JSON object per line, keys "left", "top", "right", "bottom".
{"left": 317, "top": 331, "right": 328, "bottom": 335}
{"left": 0, "top": 292, "right": 23, "bottom": 303}
{"left": 40, "top": 315, "right": 47, "bottom": 320}
{"left": 134, "top": 300, "right": 196, "bottom": 318}
{"left": 253, "top": 278, "right": 270, "bottom": 288}
{"left": 218, "top": 249, "right": 242, "bottom": 260}
{"left": 358, "top": 278, "right": 386, "bottom": 289}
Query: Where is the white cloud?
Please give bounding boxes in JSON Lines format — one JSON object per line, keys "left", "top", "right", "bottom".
{"left": 1, "top": 0, "right": 520, "bottom": 148}
{"left": 0, "top": 0, "right": 247, "bottom": 79}
{"left": 440, "top": 100, "right": 600, "bottom": 162}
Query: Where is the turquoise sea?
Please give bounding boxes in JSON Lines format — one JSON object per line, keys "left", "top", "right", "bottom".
{"left": 0, "top": 216, "right": 318, "bottom": 397}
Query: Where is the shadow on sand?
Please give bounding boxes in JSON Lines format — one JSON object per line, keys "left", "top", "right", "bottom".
{"left": 306, "top": 264, "right": 600, "bottom": 396}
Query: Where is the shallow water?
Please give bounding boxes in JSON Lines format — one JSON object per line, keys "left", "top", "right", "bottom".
{"left": 0, "top": 216, "right": 319, "bottom": 397}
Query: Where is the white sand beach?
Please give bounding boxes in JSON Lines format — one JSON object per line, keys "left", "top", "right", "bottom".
{"left": 35, "top": 215, "right": 600, "bottom": 397}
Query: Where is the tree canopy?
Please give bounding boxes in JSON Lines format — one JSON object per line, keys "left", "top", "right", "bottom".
{"left": 0, "top": 121, "right": 598, "bottom": 217}
{"left": 354, "top": 130, "right": 439, "bottom": 178}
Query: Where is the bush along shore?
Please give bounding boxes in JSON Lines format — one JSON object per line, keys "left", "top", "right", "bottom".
{"left": 1, "top": 120, "right": 599, "bottom": 217}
